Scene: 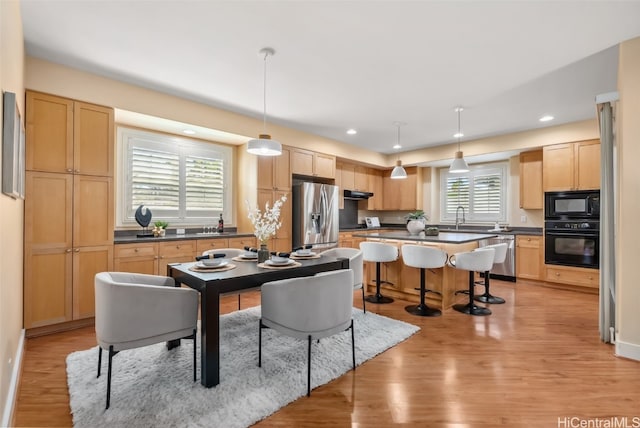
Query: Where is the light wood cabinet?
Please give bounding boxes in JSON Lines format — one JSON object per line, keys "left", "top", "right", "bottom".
{"left": 24, "top": 172, "right": 113, "bottom": 330}
{"left": 114, "top": 243, "right": 158, "bottom": 275}
{"left": 26, "top": 91, "right": 114, "bottom": 176}
{"left": 158, "top": 240, "right": 197, "bottom": 275}
{"left": 516, "top": 235, "right": 542, "bottom": 280}
{"left": 519, "top": 150, "right": 543, "bottom": 209}
{"left": 543, "top": 140, "right": 600, "bottom": 191}
{"left": 228, "top": 236, "right": 257, "bottom": 249}
{"left": 24, "top": 92, "right": 114, "bottom": 333}
{"left": 545, "top": 265, "right": 599, "bottom": 290}
{"left": 291, "top": 148, "right": 335, "bottom": 179}
{"left": 257, "top": 146, "right": 291, "bottom": 191}
{"left": 382, "top": 166, "right": 419, "bottom": 210}
{"left": 336, "top": 162, "right": 344, "bottom": 209}
{"left": 367, "top": 168, "right": 383, "bottom": 210}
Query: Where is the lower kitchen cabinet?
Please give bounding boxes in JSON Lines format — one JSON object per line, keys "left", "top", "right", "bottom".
{"left": 24, "top": 245, "right": 113, "bottom": 332}
{"left": 115, "top": 240, "right": 198, "bottom": 276}
{"left": 545, "top": 265, "right": 599, "bottom": 290}
{"left": 516, "top": 235, "right": 542, "bottom": 280}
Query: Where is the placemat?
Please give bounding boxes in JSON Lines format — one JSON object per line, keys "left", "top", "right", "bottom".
{"left": 289, "top": 254, "right": 321, "bottom": 260}
{"left": 189, "top": 263, "right": 237, "bottom": 273}
{"left": 232, "top": 256, "right": 258, "bottom": 262}
{"left": 257, "top": 261, "right": 302, "bottom": 270}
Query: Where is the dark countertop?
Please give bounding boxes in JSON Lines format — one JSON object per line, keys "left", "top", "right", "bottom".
{"left": 114, "top": 229, "right": 255, "bottom": 244}
{"left": 341, "top": 224, "right": 542, "bottom": 236}
{"left": 353, "top": 231, "right": 499, "bottom": 244}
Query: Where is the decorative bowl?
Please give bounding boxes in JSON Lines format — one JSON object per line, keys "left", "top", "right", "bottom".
{"left": 297, "top": 248, "right": 312, "bottom": 256}
{"left": 271, "top": 255, "right": 289, "bottom": 264}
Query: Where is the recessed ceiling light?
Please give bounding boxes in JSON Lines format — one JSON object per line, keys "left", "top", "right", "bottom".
{"left": 393, "top": 144, "right": 401, "bottom": 149}
{"left": 453, "top": 132, "right": 464, "bottom": 138}
{"left": 539, "top": 115, "right": 554, "bottom": 122}
{"left": 183, "top": 129, "right": 196, "bottom": 135}
{"left": 346, "top": 129, "right": 357, "bottom": 135}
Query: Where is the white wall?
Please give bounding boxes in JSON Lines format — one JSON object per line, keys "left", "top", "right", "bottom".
{"left": 0, "top": 0, "right": 25, "bottom": 424}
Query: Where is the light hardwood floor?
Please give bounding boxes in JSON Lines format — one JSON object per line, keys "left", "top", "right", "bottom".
{"left": 12, "top": 279, "right": 640, "bottom": 427}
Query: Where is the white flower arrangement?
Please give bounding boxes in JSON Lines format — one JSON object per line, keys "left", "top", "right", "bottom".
{"left": 245, "top": 195, "right": 287, "bottom": 244}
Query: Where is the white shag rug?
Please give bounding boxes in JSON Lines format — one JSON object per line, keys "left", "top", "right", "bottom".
{"left": 66, "top": 306, "right": 419, "bottom": 428}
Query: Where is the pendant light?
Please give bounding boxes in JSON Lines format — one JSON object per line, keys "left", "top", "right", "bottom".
{"left": 247, "top": 47, "right": 282, "bottom": 156}
{"left": 390, "top": 122, "right": 407, "bottom": 179}
{"left": 449, "top": 106, "right": 470, "bottom": 173}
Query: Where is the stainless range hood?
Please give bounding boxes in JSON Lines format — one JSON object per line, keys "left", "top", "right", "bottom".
{"left": 343, "top": 189, "right": 373, "bottom": 200}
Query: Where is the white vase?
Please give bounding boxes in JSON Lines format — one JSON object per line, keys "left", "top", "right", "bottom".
{"left": 406, "top": 220, "right": 425, "bottom": 235}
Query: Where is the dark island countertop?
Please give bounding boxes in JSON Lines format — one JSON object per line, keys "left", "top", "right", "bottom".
{"left": 342, "top": 225, "right": 542, "bottom": 236}
{"left": 353, "top": 231, "right": 498, "bottom": 244}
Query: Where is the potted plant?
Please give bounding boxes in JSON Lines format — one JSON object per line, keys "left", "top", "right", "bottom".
{"left": 153, "top": 220, "right": 169, "bottom": 237}
{"left": 405, "top": 210, "right": 428, "bottom": 235}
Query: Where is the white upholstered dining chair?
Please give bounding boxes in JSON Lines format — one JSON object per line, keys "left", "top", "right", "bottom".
{"left": 94, "top": 272, "right": 199, "bottom": 409}
{"left": 319, "top": 247, "right": 365, "bottom": 312}
{"left": 258, "top": 269, "right": 356, "bottom": 396}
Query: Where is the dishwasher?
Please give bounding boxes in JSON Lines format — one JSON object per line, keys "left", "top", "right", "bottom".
{"left": 478, "top": 234, "right": 516, "bottom": 282}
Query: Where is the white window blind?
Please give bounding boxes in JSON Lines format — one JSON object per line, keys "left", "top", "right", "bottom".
{"left": 440, "top": 163, "right": 508, "bottom": 223}
{"left": 117, "top": 127, "right": 232, "bottom": 227}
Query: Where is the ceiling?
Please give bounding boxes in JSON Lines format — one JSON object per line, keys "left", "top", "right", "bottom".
{"left": 20, "top": 1, "right": 640, "bottom": 156}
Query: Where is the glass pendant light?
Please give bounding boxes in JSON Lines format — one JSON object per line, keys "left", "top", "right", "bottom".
{"left": 390, "top": 122, "right": 407, "bottom": 179}
{"left": 247, "top": 47, "right": 282, "bottom": 156}
{"left": 449, "top": 107, "right": 470, "bottom": 173}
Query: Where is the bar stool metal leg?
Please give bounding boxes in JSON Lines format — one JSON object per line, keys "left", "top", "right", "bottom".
{"left": 405, "top": 268, "right": 441, "bottom": 316}
{"left": 365, "top": 261, "right": 394, "bottom": 304}
{"left": 474, "top": 271, "right": 506, "bottom": 304}
{"left": 453, "top": 271, "right": 492, "bottom": 316}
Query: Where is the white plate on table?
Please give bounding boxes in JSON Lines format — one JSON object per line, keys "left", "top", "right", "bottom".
{"left": 241, "top": 252, "right": 258, "bottom": 259}
{"left": 294, "top": 251, "right": 316, "bottom": 257}
{"left": 265, "top": 259, "right": 295, "bottom": 266}
{"left": 196, "top": 260, "right": 229, "bottom": 269}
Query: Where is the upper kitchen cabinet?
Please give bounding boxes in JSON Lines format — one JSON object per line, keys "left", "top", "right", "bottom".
{"left": 26, "top": 91, "right": 114, "bottom": 177}
{"left": 519, "top": 150, "right": 543, "bottom": 209}
{"left": 382, "top": 166, "right": 421, "bottom": 210}
{"left": 543, "top": 140, "right": 600, "bottom": 191}
{"left": 290, "top": 147, "right": 335, "bottom": 179}
{"left": 367, "top": 168, "right": 383, "bottom": 210}
{"left": 257, "top": 146, "right": 291, "bottom": 190}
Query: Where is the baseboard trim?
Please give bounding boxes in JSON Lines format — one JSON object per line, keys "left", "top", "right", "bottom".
{"left": 1, "top": 329, "right": 25, "bottom": 428}
{"left": 615, "top": 339, "right": 640, "bottom": 361}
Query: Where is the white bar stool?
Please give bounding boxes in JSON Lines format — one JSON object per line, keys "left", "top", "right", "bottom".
{"left": 474, "top": 243, "right": 508, "bottom": 304}
{"left": 401, "top": 244, "right": 448, "bottom": 317}
{"left": 360, "top": 241, "right": 398, "bottom": 304}
{"left": 319, "top": 247, "right": 366, "bottom": 313}
{"left": 449, "top": 247, "right": 495, "bottom": 316}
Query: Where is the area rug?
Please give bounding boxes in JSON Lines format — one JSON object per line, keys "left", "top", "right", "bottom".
{"left": 66, "top": 306, "right": 419, "bottom": 428}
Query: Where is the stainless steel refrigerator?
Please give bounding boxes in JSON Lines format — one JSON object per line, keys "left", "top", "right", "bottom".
{"left": 292, "top": 182, "right": 339, "bottom": 249}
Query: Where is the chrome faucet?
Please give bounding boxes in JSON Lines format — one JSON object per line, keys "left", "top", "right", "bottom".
{"left": 455, "top": 206, "right": 466, "bottom": 230}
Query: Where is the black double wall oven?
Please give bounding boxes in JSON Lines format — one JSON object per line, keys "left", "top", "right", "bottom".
{"left": 544, "top": 190, "right": 600, "bottom": 269}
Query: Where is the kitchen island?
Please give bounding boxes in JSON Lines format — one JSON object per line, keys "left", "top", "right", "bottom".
{"left": 353, "top": 231, "right": 497, "bottom": 311}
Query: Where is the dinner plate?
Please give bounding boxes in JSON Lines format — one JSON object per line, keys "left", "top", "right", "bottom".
{"left": 265, "top": 259, "right": 295, "bottom": 266}
{"left": 196, "top": 260, "right": 229, "bottom": 269}
{"left": 241, "top": 253, "right": 258, "bottom": 259}
{"left": 294, "top": 251, "right": 316, "bottom": 257}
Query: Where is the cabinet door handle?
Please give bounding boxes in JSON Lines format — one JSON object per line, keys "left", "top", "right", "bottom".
{"left": 74, "top": 248, "right": 80, "bottom": 252}
{"left": 555, "top": 272, "right": 560, "bottom": 276}
{"left": 74, "top": 169, "right": 80, "bottom": 173}
{"left": 66, "top": 248, "right": 72, "bottom": 253}
{"left": 66, "top": 168, "right": 73, "bottom": 173}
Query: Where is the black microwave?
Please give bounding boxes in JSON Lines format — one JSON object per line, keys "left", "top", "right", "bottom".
{"left": 545, "top": 190, "right": 600, "bottom": 220}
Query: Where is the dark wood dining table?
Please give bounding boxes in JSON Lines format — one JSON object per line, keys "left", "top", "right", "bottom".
{"left": 167, "top": 255, "right": 350, "bottom": 388}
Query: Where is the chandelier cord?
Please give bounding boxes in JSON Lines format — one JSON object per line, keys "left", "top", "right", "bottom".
{"left": 262, "top": 51, "right": 268, "bottom": 134}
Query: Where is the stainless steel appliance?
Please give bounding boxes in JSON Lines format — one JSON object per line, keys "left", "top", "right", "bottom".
{"left": 544, "top": 220, "right": 599, "bottom": 269}
{"left": 292, "top": 182, "right": 339, "bottom": 249}
{"left": 545, "top": 190, "right": 600, "bottom": 220}
{"left": 478, "top": 234, "right": 516, "bottom": 281}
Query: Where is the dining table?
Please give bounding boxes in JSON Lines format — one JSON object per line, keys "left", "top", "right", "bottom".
{"left": 167, "top": 254, "right": 350, "bottom": 388}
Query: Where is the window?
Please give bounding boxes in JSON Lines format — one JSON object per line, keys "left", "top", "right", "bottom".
{"left": 440, "top": 162, "right": 508, "bottom": 223}
{"left": 117, "top": 127, "right": 233, "bottom": 227}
